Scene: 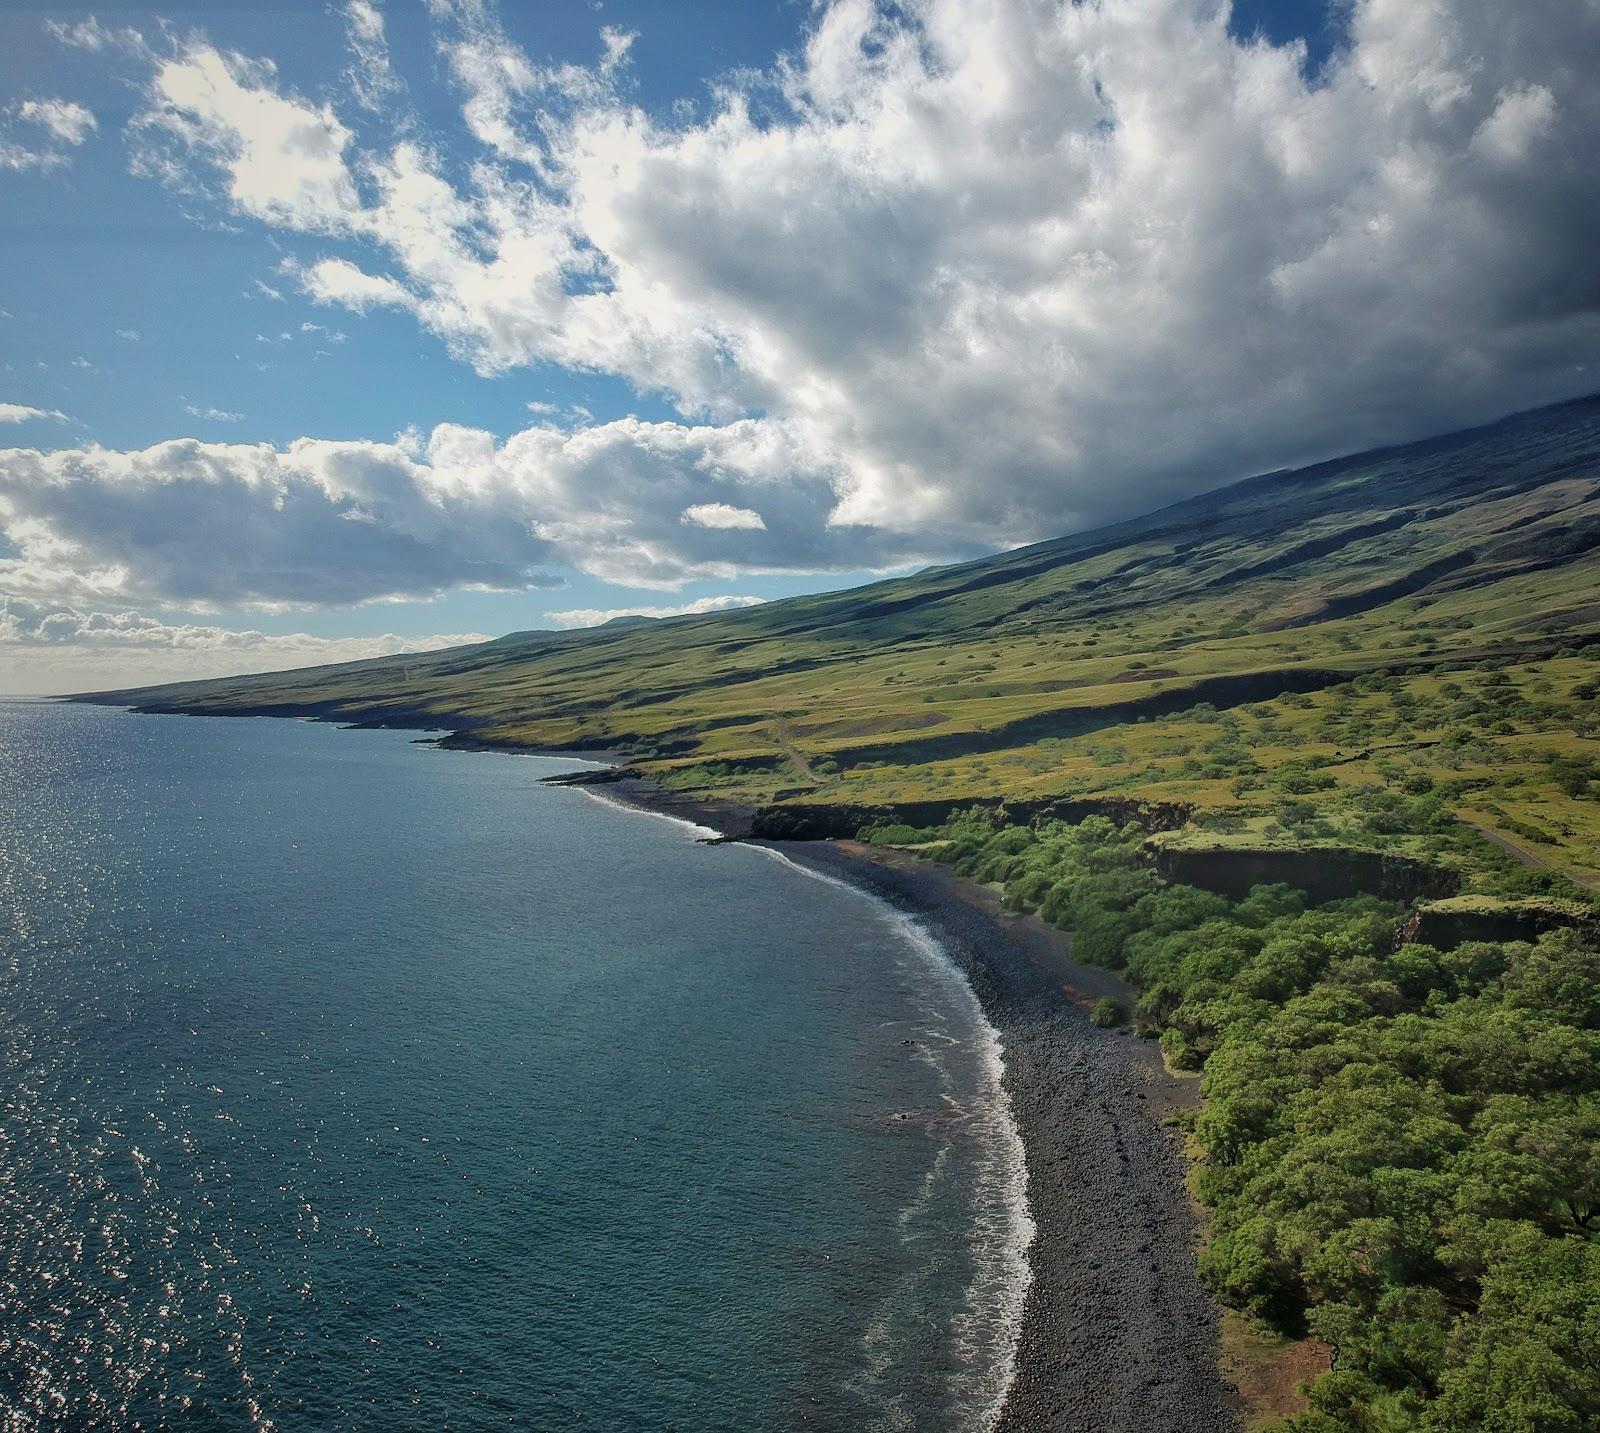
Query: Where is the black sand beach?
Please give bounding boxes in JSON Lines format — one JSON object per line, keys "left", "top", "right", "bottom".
{"left": 801, "top": 843, "right": 1236, "bottom": 1433}
{"left": 597, "top": 773, "right": 1239, "bottom": 1432}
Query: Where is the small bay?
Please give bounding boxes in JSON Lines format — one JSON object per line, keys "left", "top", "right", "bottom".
{"left": 0, "top": 701, "right": 1028, "bottom": 1432}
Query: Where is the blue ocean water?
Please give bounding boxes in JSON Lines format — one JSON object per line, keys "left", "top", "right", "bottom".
{"left": 0, "top": 701, "right": 1030, "bottom": 1432}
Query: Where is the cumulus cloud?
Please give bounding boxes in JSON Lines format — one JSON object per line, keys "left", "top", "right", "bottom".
{"left": 0, "top": 598, "right": 482, "bottom": 654}
{"left": 682, "top": 503, "right": 766, "bottom": 530}
{"left": 543, "top": 594, "right": 764, "bottom": 629}
{"left": 0, "top": 597, "right": 490, "bottom": 694}
{"left": 0, "top": 418, "right": 921, "bottom": 611}
{"left": 109, "top": 0, "right": 1600, "bottom": 566}
{"left": 0, "top": 403, "right": 68, "bottom": 423}
{"left": 299, "top": 256, "right": 414, "bottom": 311}
{"left": 131, "top": 45, "right": 362, "bottom": 231}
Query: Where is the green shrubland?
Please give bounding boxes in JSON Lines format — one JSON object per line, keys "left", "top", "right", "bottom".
{"left": 883, "top": 810, "right": 1600, "bottom": 1431}
{"left": 1089, "top": 997, "right": 1127, "bottom": 1028}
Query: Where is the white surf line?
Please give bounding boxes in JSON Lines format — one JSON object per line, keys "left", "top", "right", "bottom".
{"left": 546, "top": 788, "right": 1035, "bottom": 1430}
{"left": 485, "top": 751, "right": 613, "bottom": 767}
{"left": 573, "top": 786, "right": 722, "bottom": 841}
{"left": 416, "top": 736, "right": 614, "bottom": 769}
{"left": 750, "top": 843, "right": 1036, "bottom": 1433}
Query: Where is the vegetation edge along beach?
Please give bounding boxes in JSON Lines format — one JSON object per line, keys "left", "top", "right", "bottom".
{"left": 72, "top": 394, "right": 1600, "bottom": 1430}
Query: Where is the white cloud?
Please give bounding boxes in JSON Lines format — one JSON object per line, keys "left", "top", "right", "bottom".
{"left": 543, "top": 594, "right": 764, "bottom": 629}
{"left": 0, "top": 141, "right": 63, "bottom": 172}
{"left": 598, "top": 27, "right": 636, "bottom": 75}
{"left": 343, "top": 0, "right": 403, "bottom": 112}
{"left": 45, "top": 17, "right": 144, "bottom": 54}
{"left": 0, "top": 600, "right": 481, "bottom": 653}
{"left": 18, "top": 99, "right": 97, "bottom": 146}
{"left": 132, "top": 44, "right": 363, "bottom": 231}
{"left": 0, "top": 418, "right": 925, "bottom": 613}
{"left": 184, "top": 403, "right": 245, "bottom": 422}
{"left": 0, "top": 98, "right": 98, "bottom": 172}
{"left": 427, "top": 0, "right": 628, "bottom": 173}
{"left": 120, "top": 0, "right": 1600, "bottom": 564}
{"left": 252, "top": 278, "right": 284, "bottom": 301}
{"left": 299, "top": 257, "right": 415, "bottom": 311}
{"left": 1471, "top": 83, "right": 1558, "bottom": 165}
{"left": 116, "top": 329, "right": 141, "bottom": 342}
{"left": 0, "top": 596, "right": 490, "bottom": 695}
{"left": 0, "top": 403, "right": 68, "bottom": 423}
{"left": 682, "top": 502, "right": 766, "bottom": 530}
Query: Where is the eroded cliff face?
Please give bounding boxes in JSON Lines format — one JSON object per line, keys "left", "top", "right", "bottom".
{"left": 1151, "top": 844, "right": 1460, "bottom": 905}
{"left": 749, "top": 794, "right": 1194, "bottom": 841}
{"left": 1396, "top": 901, "right": 1600, "bottom": 950}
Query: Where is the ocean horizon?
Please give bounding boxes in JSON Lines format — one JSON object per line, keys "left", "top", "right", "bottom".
{"left": 0, "top": 699, "right": 1030, "bottom": 1431}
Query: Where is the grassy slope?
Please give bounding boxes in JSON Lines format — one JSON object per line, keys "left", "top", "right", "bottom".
{"left": 86, "top": 394, "right": 1600, "bottom": 893}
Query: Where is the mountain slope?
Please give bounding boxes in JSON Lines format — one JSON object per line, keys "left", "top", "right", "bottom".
{"left": 84, "top": 394, "right": 1600, "bottom": 887}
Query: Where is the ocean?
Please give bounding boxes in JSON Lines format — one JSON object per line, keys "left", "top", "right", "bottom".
{"left": 0, "top": 700, "right": 1030, "bottom": 1431}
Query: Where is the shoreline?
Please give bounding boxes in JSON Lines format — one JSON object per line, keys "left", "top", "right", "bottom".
{"left": 591, "top": 772, "right": 1237, "bottom": 1431}
{"left": 792, "top": 843, "right": 1233, "bottom": 1432}
{"left": 83, "top": 704, "right": 1240, "bottom": 1431}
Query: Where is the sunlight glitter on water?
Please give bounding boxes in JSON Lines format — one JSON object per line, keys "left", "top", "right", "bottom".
{"left": 2, "top": 702, "right": 1029, "bottom": 1432}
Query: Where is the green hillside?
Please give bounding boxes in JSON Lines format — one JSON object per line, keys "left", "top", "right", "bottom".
{"left": 87, "top": 394, "right": 1600, "bottom": 896}
{"left": 86, "top": 394, "right": 1600, "bottom": 1431}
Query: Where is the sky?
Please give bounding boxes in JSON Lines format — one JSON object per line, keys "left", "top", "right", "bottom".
{"left": 0, "top": 0, "right": 1596, "bottom": 694}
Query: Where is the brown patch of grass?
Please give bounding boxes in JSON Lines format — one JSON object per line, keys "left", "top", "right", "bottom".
{"left": 1107, "top": 666, "right": 1179, "bottom": 683}
{"left": 1220, "top": 1310, "right": 1331, "bottom": 1430}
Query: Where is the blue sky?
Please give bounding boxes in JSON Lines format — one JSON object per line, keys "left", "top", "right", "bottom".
{"left": 2, "top": 0, "right": 1595, "bottom": 691}
{"left": 2, "top": 1, "right": 840, "bottom": 657}
{"left": 2, "top": 2, "right": 806, "bottom": 455}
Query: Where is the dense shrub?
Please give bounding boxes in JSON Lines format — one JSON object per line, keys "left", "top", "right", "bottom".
{"left": 859, "top": 822, "right": 935, "bottom": 846}
{"left": 889, "top": 809, "right": 1600, "bottom": 1431}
